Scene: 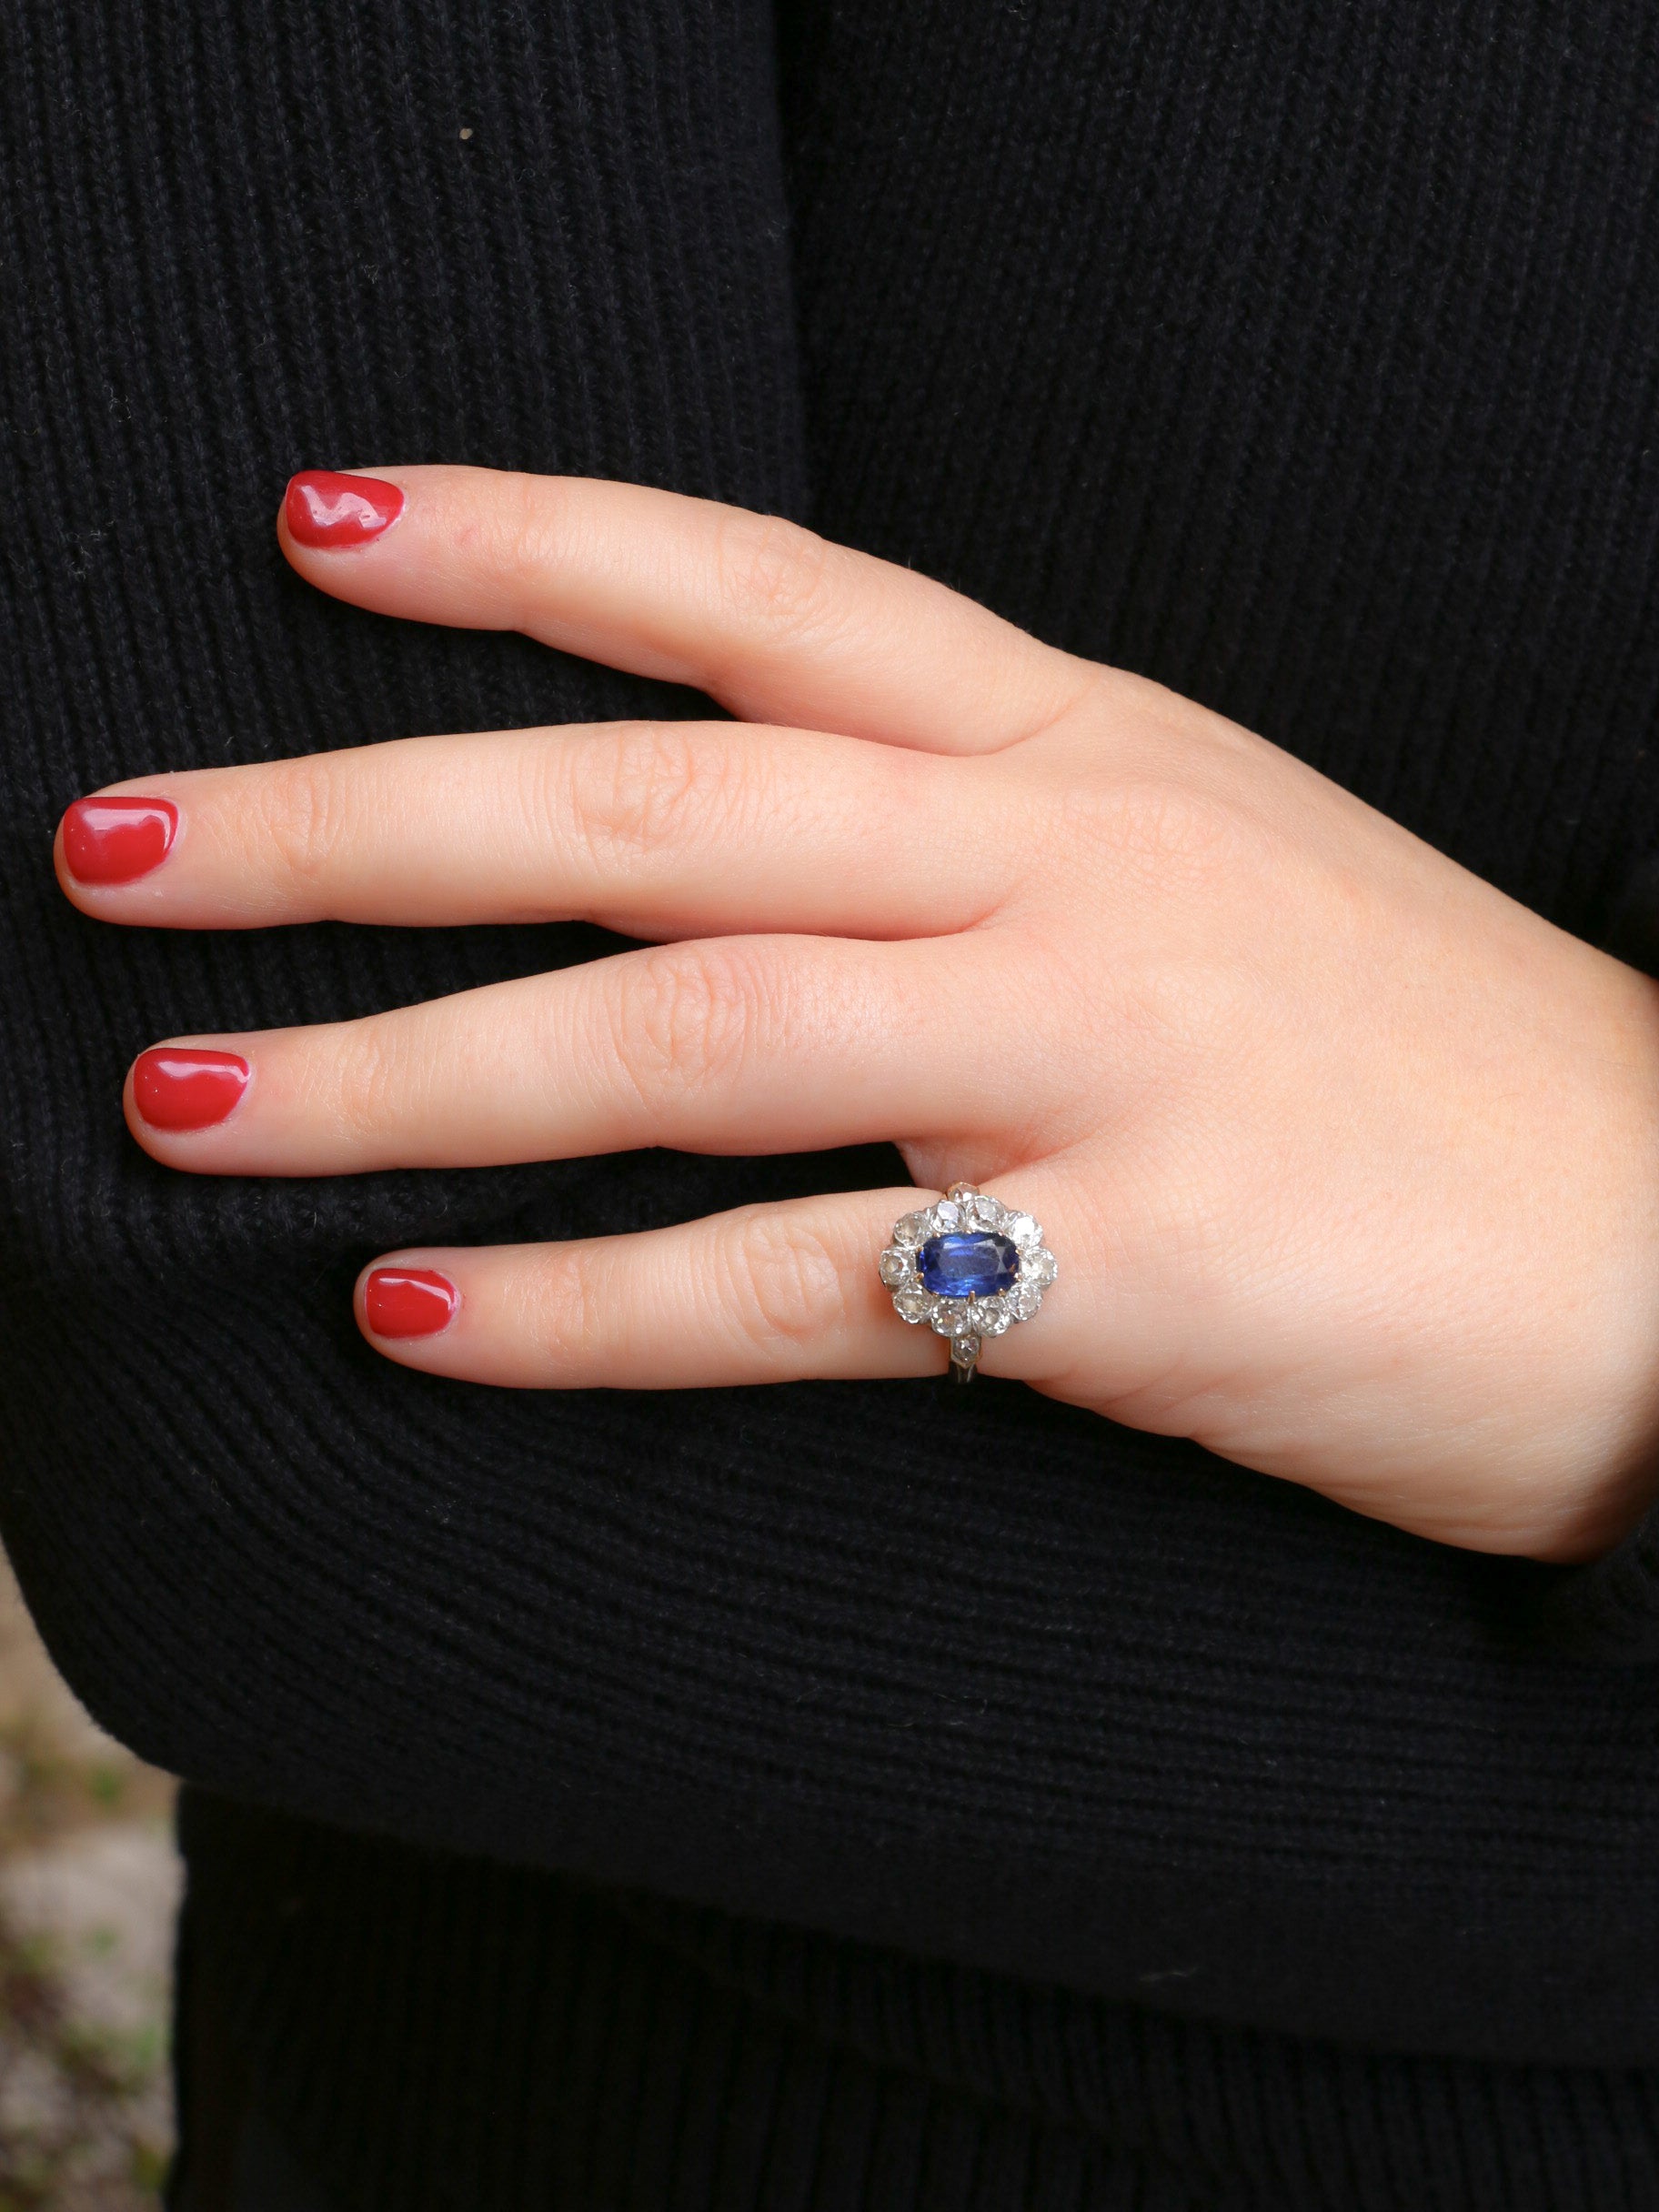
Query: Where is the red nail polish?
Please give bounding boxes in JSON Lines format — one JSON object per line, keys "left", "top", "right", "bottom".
{"left": 132, "top": 1048, "right": 250, "bottom": 1131}
{"left": 284, "top": 469, "right": 405, "bottom": 548}
{"left": 62, "top": 797, "right": 178, "bottom": 885}
{"left": 365, "top": 1267, "right": 459, "bottom": 1339}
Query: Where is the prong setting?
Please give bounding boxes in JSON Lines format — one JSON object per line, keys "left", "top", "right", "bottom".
{"left": 880, "top": 1181, "right": 1056, "bottom": 1378}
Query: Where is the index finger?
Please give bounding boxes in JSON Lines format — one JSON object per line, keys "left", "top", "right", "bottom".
{"left": 278, "top": 467, "right": 1094, "bottom": 756}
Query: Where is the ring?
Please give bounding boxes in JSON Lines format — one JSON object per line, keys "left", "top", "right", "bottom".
{"left": 879, "top": 1182, "right": 1058, "bottom": 1382}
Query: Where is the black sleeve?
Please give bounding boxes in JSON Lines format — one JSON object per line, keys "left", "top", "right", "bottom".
{"left": 1536, "top": 1499, "right": 1659, "bottom": 1661}
{"left": 9, "top": 0, "right": 1659, "bottom": 2068}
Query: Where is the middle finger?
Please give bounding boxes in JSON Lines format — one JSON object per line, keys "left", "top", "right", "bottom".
{"left": 123, "top": 933, "right": 1010, "bottom": 1174}
{"left": 58, "top": 722, "right": 1004, "bottom": 940}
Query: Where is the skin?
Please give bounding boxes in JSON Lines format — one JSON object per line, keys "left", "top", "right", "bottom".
{"left": 53, "top": 467, "right": 1659, "bottom": 1562}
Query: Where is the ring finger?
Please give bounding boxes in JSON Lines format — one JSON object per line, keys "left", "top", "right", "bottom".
{"left": 354, "top": 1185, "right": 1071, "bottom": 1388}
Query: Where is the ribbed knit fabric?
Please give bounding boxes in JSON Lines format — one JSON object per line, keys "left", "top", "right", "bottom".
{"left": 174, "top": 1791, "right": 1659, "bottom": 2212}
{"left": 7, "top": 0, "right": 1659, "bottom": 2204}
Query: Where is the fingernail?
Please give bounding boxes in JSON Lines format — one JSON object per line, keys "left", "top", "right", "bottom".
{"left": 365, "top": 1267, "right": 460, "bottom": 1339}
{"left": 132, "top": 1048, "right": 251, "bottom": 1131}
{"left": 284, "top": 469, "right": 405, "bottom": 548}
{"left": 61, "top": 796, "right": 178, "bottom": 885}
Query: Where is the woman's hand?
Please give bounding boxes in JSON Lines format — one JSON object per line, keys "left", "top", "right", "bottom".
{"left": 55, "top": 468, "right": 1659, "bottom": 1561}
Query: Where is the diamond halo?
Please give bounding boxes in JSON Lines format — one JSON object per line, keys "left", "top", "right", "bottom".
{"left": 879, "top": 1182, "right": 1057, "bottom": 1382}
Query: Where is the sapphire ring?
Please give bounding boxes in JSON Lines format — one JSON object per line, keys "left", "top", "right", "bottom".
{"left": 879, "top": 1182, "right": 1058, "bottom": 1382}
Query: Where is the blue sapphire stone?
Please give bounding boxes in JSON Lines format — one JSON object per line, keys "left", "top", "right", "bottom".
{"left": 917, "top": 1232, "right": 1021, "bottom": 1300}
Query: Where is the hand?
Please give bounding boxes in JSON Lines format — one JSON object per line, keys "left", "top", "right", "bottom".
{"left": 55, "top": 468, "right": 1659, "bottom": 1560}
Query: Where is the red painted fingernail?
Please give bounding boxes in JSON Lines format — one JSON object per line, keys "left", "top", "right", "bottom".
{"left": 284, "top": 469, "right": 405, "bottom": 548}
{"left": 61, "top": 797, "right": 178, "bottom": 885}
{"left": 132, "top": 1048, "right": 250, "bottom": 1131}
{"left": 365, "top": 1267, "right": 459, "bottom": 1339}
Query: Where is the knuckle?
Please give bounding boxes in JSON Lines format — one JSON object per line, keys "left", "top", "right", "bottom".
{"left": 524, "top": 1242, "right": 602, "bottom": 1366}
{"left": 1069, "top": 772, "right": 1248, "bottom": 882}
{"left": 564, "top": 722, "right": 748, "bottom": 867}
{"left": 1109, "top": 954, "right": 1249, "bottom": 1067}
{"left": 608, "top": 941, "right": 766, "bottom": 1100}
{"left": 712, "top": 508, "right": 841, "bottom": 655}
{"left": 724, "top": 1211, "right": 850, "bottom": 1352}
{"left": 327, "top": 1018, "right": 416, "bottom": 1143}
{"left": 469, "top": 470, "right": 567, "bottom": 618}
{"left": 256, "top": 754, "right": 350, "bottom": 891}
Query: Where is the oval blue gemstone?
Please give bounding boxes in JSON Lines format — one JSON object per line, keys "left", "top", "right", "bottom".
{"left": 917, "top": 1232, "right": 1021, "bottom": 1300}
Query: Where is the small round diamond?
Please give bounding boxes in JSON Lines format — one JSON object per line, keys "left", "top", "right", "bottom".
{"left": 893, "top": 1288, "right": 934, "bottom": 1322}
{"left": 1005, "top": 1212, "right": 1041, "bottom": 1250}
{"left": 878, "top": 1247, "right": 913, "bottom": 1287}
{"left": 969, "top": 1298, "right": 1011, "bottom": 1335}
{"left": 893, "top": 1211, "right": 932, "bottom": 1250}
{"left": 967, "top": 1192, "right": 1003, "bottom": 1228}
{"left": 1007, "top": 1281, "right": 1042, "bottom": 1322}
{"left": 933, "top": 1199, "right": 962, "bottom": 1230}
{"left": 1022, "top": 1247, "right": 1058, "bottom": 1287}
{"left": 950, "top": 1333, "right": 981, "bottom": 1367}
{"left": 930, "top": 1302, "right": 974, "bottom": 1336}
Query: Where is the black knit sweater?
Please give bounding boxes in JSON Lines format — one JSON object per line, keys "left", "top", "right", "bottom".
{"left": 6, "top": 1, "right": 1659, "bottom": 2206}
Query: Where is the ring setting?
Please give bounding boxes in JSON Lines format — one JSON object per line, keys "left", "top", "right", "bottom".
{"left": 880, "top": 1183, "right": 1057, "bottom": 1382}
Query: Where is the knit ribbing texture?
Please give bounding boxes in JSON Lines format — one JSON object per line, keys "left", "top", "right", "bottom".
{"left": 7, "top": 0, "right": 1659, "bottom": 2205}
